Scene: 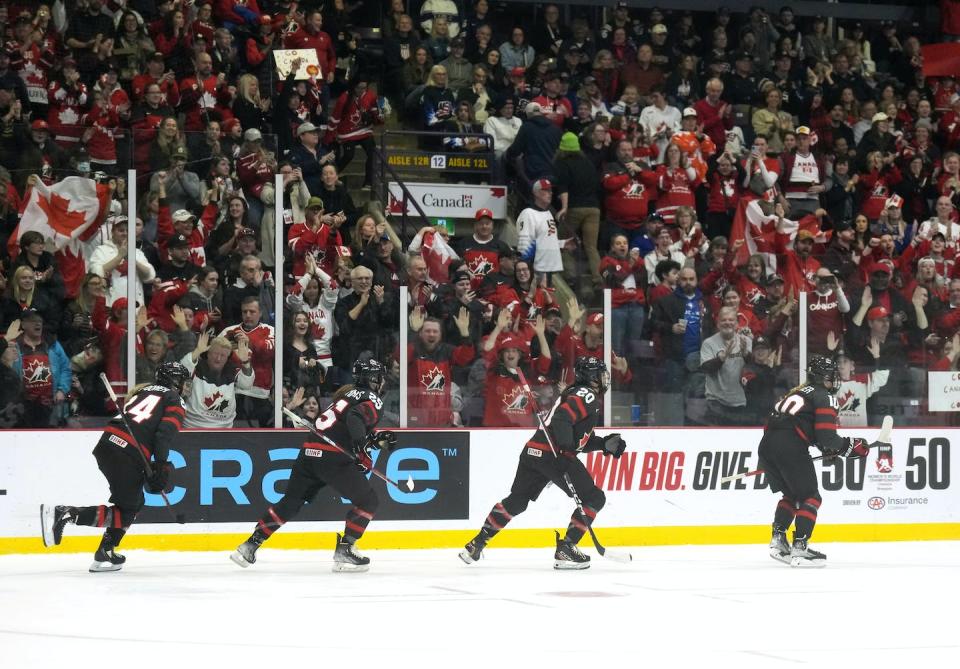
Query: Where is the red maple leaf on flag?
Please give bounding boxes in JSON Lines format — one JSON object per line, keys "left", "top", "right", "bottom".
{"left": 34, "top": 190, "right": 88, "bottom": 238}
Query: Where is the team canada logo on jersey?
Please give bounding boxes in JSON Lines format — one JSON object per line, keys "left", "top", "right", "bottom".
{"left": 875, "top": 443, "right": 894, "bottom": 473}
{"left": 420, "top": 366, "right": 446, "bottom": 392}
{"left": 468, "top": 255, "right": 494, "bottom": 277}
{"left": 23, "top": 359, "right": 51, "bottom": 385}
{"left": 501, "top": 387, "right": 528, "bottom": 413}
{"left": 836, "top": 388, "right": 860, "bottom": 414}
{"left": 623, "top": 182, "right": 646, "bottom": 199}
{"left": 203, "top": 390, "right": 229, "bottom": 412}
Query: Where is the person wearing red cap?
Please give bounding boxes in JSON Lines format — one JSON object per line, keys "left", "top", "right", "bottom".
{"left": 553, "top": 298, "right": 631, "bottom": 387}
{"left": 849, "top": 262, "right": 914, "bottom": 342}
{"left": 480, "top": 312, "right": 552, "bottom": 428}
{"left": 846, "top": 304, "right": 908, "bottom": 391}
{"left": 452, "top": 208, "right": 511, "bottom": 284}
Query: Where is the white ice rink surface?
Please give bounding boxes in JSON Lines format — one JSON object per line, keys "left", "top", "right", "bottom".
{"left": 2, "top": 541, "right": 959, "bottom": 668}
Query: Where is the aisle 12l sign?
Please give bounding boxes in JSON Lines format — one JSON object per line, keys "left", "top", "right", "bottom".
{"left": 388, "top": 182, "right": 507, "bottom": 219}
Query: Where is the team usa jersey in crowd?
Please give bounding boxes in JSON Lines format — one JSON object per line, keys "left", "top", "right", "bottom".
{"left": 306, "top": 388, "right": 383, "bottom": 454}
{"left": 765, "top": 383, "right": 846, "bottom": 454}
{"left": 103, "top": 384, "right": 185, "bottom": 463}
{"left": 525, "top": 384, "right": 603, "bottom": 459}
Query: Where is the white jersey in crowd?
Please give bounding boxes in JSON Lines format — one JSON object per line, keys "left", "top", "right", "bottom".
{"left": 285, "top": 271, "right": 340, "bottom": 368}
{"left": 836, "top": 370, "right": 890, "bottom": 427}
{"left": 179, "top": 353, "right": 255, "bottom": 428}
{"left": 516, "top": 205, "right": 563, "bottom": 273}
{"left": 639, "top": 103, "right": 681, "bottom": 165}
{"left": 483, "top": 115, "right": 522, "bottom": 157}
{"left": 88, "top": 240, "right": 156, "bottom": 307}
{"left": 420, "top": 0, "right": 461, "bottom": 37}
{"left": 918, "top": 217, "right": 960, "bottom": 241}
{"left": 785, "top": 151, "right": 820, "bottom": 198}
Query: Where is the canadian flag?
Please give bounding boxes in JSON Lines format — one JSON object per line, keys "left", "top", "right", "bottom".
{"left": 17, "top": 176, "right": 111, "bottom": 250}
{"left": 421, "top": 230, "right": 459, "bottom": 285}
{"left": 728, "top": 199, "right": 826, "bottom": 274}
{"left": 11, "top": 176, "right": 111, "bottom": 298}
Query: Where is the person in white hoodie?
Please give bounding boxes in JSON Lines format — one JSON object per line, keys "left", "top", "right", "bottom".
{"left": 483, "top": 96, "right": 522, "bottom": 158}
{"left": 516, "top": 178, "right": 562, "bottom": 284}
{"left": 88, "top": 215, "right": 156, "bottom": 307}
{"left": 180, "top": 332, "right": 255, "bottom": 428}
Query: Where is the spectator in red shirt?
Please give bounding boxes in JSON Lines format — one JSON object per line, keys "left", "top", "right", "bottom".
{"left": 284, "top": 9, "right": 337, "bottom": 87}
{"left": 694, "top": 78, "right": 733, "bottom": 151}
{"left": 601, "top": 233, "right": 646, "bottom": 357}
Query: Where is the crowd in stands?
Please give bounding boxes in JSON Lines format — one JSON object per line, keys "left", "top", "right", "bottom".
{"left": 0, "top": 1, "right": 958, "bottom": 430}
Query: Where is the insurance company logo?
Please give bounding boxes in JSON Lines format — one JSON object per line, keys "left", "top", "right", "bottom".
{"left": 867, "top": 496, "right": 886, "bottom": 510}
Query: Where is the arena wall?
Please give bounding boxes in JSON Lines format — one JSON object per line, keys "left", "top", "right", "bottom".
{"left": 1, "top": 426, "right": 957, "bottom": 554}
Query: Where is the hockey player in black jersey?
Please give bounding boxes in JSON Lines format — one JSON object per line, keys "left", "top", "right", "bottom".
{"left": 759, "top": 355, "right": 870, "bottom": 567}
{"left": 41, "top": 362, "right": 190, "bottom": 572}
{"left": 231, "top": 358, "right": 396, "bottom": 572}
{"left": 460, "top": 357, "right": 627, "bottom": 569}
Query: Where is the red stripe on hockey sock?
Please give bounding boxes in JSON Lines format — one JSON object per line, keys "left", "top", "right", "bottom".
{"left": 353, "top": 507, "right": 374, "bottom": 521}
{"left": 267, "top": 507, "right": 284, "bottom": 526}
{"left": 814, "top": 422, "right": 837, "bottom": 431}
{"left": 345, "top": 521, "right": 366, "bottom": 536}
{"left": 495, "top": 503, "right": 513, "bottom": 520}
{"left": 815, "top": 407, "right": 837, "bottom": 416}
{"left": 485, "top": 514, "right": 503, "bottom": 530}
{"left": 796, "top": 509, "right": 817, "bottom": 522}
{"left": 804, "top": 497, "right": 822, "bottom": 509}
{"left": 257, "top": 519, "right": 274, "bottom": 536}
{"left": 113, "top": 508, "right": 122, "bottom": 528}
{"left": 583, "top": 506, "right": 598, "bottom": 519}
{"left": 570, "top": 517, "right": 588, "bottom": 532}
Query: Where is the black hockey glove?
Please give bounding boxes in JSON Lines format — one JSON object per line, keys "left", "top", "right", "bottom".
{"left": 842, "top": 437, "right": 870, "bottom": 458}
{"left": 370, "top": 430, "right": 398, "bottom": 452}
{"left": 145, "top": 462, "right": 171, "bottom": 493}
{"left": 602, "top": 433, "right": 627, "bottom": 458}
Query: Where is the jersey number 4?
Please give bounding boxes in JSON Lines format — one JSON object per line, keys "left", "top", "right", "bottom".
{"left": 125, "top": 394, "right": 161, "bottom": 424}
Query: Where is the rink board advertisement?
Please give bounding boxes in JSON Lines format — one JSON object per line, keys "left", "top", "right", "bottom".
{"left": 0, "top": 427, "right": 958, "bottom": 551}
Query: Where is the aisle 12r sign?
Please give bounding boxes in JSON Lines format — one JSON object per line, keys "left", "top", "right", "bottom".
{"left": 388, "top": 182, "right": 507, "bottom": 219}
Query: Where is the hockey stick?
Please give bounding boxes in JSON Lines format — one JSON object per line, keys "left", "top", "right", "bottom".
{"left": 99, "top": 373, "right": 185, "bottom": 524}
{"left": 282, "top": 407, "right": 415, "bottom": 492}
{"left": 718, "top": 415, "right": 895, "bottom": 485}
{"left": 515, "top": 369, "right": 633, "bottom": 563}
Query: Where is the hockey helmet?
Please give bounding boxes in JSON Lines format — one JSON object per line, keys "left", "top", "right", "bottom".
{"left": 353, "top": 357, "right": 386, "bottom": 392}
{"left": 807, "top": 354, "right": 838, "bottom": 392}
{"left": 156, "top": 361, "right": 190, "bottom": 393}
{"left": 574, "top": 356, "right": 609, "bottom": 394}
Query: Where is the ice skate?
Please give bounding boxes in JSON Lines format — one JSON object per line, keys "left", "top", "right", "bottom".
{"left": 459, "top": 534, "right": 488, "bottom": 564}
{"left": 789, "top": 537, "right": 827, "bottom": 568}
{"left": 230, "top": 535, "right": 263, "bottom": 568}
{"left": 769, "top": 527, "right": 791, "bottom": 564}
{"left": 40, "top": 504, "right": 76, "bottom": 548}
{"left": 89, "top": 546, "right": 126, "bottom": 573}
{"left": 333, "top": 533, "right": 370, "bottom": 572}
{"left": 554, "top": 531, "right": 590, "bottom": 570}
